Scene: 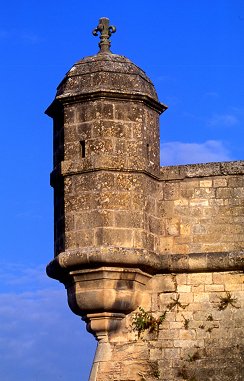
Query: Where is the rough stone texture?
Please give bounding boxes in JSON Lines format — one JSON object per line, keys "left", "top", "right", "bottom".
{"left": 56, "top": 53, "right": 160, "bottom": 100}
{"left": 46, "top": 43, "right": 244, "bottom": 381}
{"left": 91, "top": 271, "right": 244, "bottom": 381}
{"left": 157, "top": 164, "right": 244, "bottom": 255}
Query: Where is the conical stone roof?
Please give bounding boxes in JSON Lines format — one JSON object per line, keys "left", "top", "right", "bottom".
{"left": 56, "top": 53, "right": 159, "bottom": 102}
{"left": 52, "top": 17, "right": 166, "bottom": 113}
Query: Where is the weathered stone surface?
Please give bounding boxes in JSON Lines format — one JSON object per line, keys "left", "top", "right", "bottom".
{"left": 46, "top": 20, "right": 244, "bottom": 381}
{"left": 157, "top": 170, "right": 244, "bottom": 255}
{"left": 56, "top": 53, "right": 160, "bottom": 101}
{"left": 88, "top": 271, "right": 244, "bottom": 381}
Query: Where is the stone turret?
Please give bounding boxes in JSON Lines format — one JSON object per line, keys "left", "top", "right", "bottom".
{"left": 46, "top": 17, "right": 167, "bottom": 342}
{"left": 46, "top": 18, "right": 244, "bottom": 381}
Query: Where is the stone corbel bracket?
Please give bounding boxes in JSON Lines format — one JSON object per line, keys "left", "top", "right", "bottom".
{"left": 47, "top": 247, "right": 244, "bottom": 341}
{"left": 47, "top": 247, "right": 154, "bottom": 341}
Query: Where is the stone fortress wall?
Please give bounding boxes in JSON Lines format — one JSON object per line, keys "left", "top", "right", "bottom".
{"left": 92, "top": 270, "right": 243, "bottom": 381}
{"left": 89, "top": 162, "right": 244, "bottom": 381}
{"left": 158, "top": 162, "right": 244, "bottom": 255}
{"left": 46, "top": 18, "right": 244, "bottom": 381}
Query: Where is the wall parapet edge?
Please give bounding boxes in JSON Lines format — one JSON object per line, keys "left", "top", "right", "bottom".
{"left": 160, "top": 160, "right": 244, "bottom": 181}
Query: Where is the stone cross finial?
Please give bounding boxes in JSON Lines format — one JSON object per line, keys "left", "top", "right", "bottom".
{"left": 92, "top": 17, "right": 116, "bottom": 54}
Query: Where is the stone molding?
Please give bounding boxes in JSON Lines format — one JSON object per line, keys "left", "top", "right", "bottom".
{"left": 45, "top": 90, "right": 166, "bottom": 118}
{"left": 47, "top": 247, "right": 244, "bottom": 281}
{"left": 49, "top": 160, "right": 244, "bottom": 186}
{"left": 50, "top": 161, "right": 161, "bottom": 186}
{"left": 58, "top": 91, "right": 167, "bottom": 113}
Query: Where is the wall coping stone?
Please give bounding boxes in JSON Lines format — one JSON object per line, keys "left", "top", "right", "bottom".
{"left": 50, "top": 160, "right": 244, "bottom": 186}
{"left": 160, "top": 160, "right": 244, "bottom": 181}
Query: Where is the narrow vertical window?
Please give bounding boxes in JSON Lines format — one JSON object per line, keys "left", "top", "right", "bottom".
{"left": 80, "top": 140, "right": 86, "bottom": 158}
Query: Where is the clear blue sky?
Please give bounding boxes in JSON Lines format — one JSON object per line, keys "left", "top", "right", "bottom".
{"left": 0, "top": 1, "right": 243, "bottom": 380}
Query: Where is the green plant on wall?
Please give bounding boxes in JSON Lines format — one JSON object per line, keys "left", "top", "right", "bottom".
{"left": 182, "top": 314, "right": 190, "bottom": 329}
{"left": 132, "top": 307, "right": 167, "bottom": 338}
{"left": 167, "top": 294, "right": 189, "bottom": 312}
{"left": 132, "top": 294, "right": 189, "bottom": 338}
{"left": 217, "top": 291, "right": 240, "bottom": 311}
